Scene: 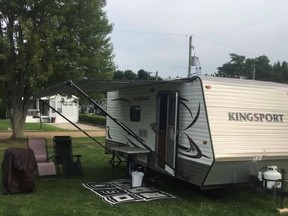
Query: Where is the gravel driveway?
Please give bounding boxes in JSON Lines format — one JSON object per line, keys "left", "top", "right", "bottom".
{"left": 0, "top": 123, "right": 106, "bottom": 139}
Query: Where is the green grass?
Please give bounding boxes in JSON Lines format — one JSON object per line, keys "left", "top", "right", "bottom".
{"left": 0, "top": 137, "right": 284, "bottom": 216}
{"left": 0, "top": 119, "right": 65, "bottom": 131}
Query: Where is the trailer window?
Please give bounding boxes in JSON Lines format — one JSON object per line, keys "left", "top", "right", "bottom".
{"left": 130, "top": 106, "right": 141, "bottom": 122}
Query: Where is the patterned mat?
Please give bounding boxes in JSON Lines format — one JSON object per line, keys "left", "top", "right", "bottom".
{"left": 82, "top": 179, "right": 176, "bottom": 205}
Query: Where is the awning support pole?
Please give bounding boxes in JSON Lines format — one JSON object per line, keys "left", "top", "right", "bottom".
{"left": 39, "top": 98, "right": 113, "bottom": 154}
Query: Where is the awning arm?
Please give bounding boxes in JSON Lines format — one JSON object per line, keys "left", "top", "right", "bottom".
{"left": 39, "top": 98, "right": 112, "bottom": 153}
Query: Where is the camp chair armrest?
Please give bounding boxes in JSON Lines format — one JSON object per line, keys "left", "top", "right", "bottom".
{"left": 53, "top": 155, "right": 62, "bottom": 164}
{"left": 73, "top": 154, "right": 81, "bottom": 158}
{"left": 48, "top": 155, "right": 55, "bottom": 160}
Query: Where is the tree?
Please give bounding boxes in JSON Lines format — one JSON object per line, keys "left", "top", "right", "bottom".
{"left": 113, "top": 70, "right": 124, "bottom": 80}
{"left": 0, "top": 0, "right": 115, "bottom": 138}
{"left": 253, "top": 55, "right": 272, "bottom": 81}
{"left": 137, "top": 69, "right": 150, "bottom": 80}
{"left": 113, "top": 69, "right": 163, "bottom": 80}
{"left": 216, "top": 54, "right": 288, "bottom": 83}
{"left": 272, "top": 61, "right": 288, "bottom": 83}
{"left": 216, "top": 54, "right": 274, "bottom": 81}
{"left": 217, "top": 54, "right": 247, "bottom": 78}
{"left": 123, "top": 70, "right": 137, "bottom": 80}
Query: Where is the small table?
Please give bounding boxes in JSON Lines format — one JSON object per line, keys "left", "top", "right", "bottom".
{"left": 109, "top": 146, "right": 150, "bottom": 178}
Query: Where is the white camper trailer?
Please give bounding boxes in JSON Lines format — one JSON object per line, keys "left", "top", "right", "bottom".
{"left": 105, "top": 76, "right": 288, "bottom": 189}
{"left": 33, "top": 76, "right": 288, "bottom": 189}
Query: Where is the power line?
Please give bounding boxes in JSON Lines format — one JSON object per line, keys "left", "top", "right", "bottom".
{"left": 117, "top": 65, "right": 187, "bottom": 69}
{"left": 113, "top": 29, "right": 188, "bottom": 36}
{"left": 112, "top": 29, "right": 277, "bottom": 60}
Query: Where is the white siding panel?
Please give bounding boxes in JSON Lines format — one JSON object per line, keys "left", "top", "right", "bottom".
{"left": 202, "top": 77, "right": 288, "bottom": 161}
{"left": 176, "top": 80, "right": 213, "bottom": 165}
{"left": 106, "top": 88, "right": 157, "bottom": 150}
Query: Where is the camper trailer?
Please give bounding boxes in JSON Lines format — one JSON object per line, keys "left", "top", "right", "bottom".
{"left": 33, "top": 76, "right": 288, "bottom": 189}
{"left": 105, "top": 76, "right": 288, "bottom": 189}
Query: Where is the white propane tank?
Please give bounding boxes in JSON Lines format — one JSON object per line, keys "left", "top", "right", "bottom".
{"left": 263, "top": 166, "right": 281, "bottom": 189}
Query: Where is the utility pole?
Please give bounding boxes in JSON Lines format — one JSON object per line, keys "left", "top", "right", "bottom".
{"left": 188, "top": 35, "right": 193, "bottom": 77}
{"left": 252, "top": 67, "right": 256, "bottom": 80}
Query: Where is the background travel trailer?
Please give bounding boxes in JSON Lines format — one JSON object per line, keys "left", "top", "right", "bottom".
{"left": 26, "top": 95, "right": 79, "bottom": 123}
{"left": 105, "top": 76, "right": 288, "bottom": 189}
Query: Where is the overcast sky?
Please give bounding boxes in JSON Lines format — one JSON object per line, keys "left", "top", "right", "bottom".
{"left": 105, "top": 0, "right": 288, "bottom": 78}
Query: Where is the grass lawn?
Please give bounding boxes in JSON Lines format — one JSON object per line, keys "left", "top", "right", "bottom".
{"left": 0, "top": 137, "right": 283, "bottom": 216}
{"left": 0, "top": 119, "right": 65, "bottom": 131}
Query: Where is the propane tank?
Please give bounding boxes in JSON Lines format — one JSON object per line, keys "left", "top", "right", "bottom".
{"left": 263, "top": 166, "right": 281, "bottom": 189}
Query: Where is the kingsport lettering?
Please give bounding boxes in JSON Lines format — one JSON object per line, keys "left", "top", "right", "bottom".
{"left": 228, "top": 112, "right": 284, "bottom": 122}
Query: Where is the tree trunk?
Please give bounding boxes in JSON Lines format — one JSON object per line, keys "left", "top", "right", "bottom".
{"left": 10, "top": 102, "right": 28, "bottom": 139}
{"left": 11, "top": 114, "right": 25, "bottom": 139}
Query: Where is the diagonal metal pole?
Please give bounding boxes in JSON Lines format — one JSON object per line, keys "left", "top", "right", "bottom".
{"left": 40, "top": 98, "right": 112, "bottom": 153}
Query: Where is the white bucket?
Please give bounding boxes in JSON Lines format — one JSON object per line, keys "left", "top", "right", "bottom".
{"left": 131, "top": 171, "right": 144, "bottom": 188}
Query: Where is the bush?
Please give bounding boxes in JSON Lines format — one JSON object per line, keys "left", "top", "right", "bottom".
{"left": 79, "top": 114, "right": 106, "bottom": 126}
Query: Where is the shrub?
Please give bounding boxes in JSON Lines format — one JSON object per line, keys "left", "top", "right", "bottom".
{"left": 79, "top": 114, "right": 106, "bottom": 126}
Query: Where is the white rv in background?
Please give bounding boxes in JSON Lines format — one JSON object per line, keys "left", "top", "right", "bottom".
{"left": 105, "top": 76, "right": 288, "bottom": 189}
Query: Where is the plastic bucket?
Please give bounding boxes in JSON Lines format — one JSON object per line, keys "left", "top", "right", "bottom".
{"left": 131, "top": 171, "right": 144, "bottom": 188}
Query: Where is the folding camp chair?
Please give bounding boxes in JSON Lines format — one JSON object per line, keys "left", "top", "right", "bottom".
{"left": 27, "top": 137, "right": 57, "bottom": 178}
{"left": 53, "top": 136, "right": 82, "bottom": 177}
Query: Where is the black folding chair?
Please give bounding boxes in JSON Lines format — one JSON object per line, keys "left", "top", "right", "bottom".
{"left": 53, "top": 136, "right": 82, "bottom": 177}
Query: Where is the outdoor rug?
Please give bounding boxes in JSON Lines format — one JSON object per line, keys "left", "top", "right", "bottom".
{"left": 82, "top": 179, "right": 176, "bottom": 205}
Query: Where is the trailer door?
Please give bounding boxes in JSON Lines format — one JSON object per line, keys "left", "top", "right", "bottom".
{"left": 156, "top": 91, "right": 178, "bottom": 176}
